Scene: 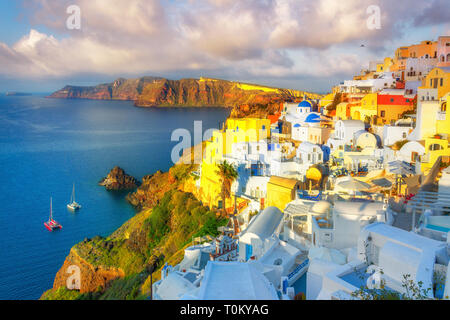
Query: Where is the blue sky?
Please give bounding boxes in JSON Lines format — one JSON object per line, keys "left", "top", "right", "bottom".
{"left": 0, "top": 0, "right": 448, "bottom": 93}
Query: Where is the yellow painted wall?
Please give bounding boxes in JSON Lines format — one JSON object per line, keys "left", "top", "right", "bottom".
{"left": 422, "top": 67, "right": 450, "bottom": 99}
{"left": 266, "top": 183, "right": 295, "bottom": 211}
{"left": 336, "top": 102, "right": 350, "bottom": 120}
{"left": 319, "top": 93, "right": 335, "bottom": 109}
{"left": 421, "top": 138, "right": 450, "bottom": 170}
{"left": 376, "top": 63, "right": 385, "bottom": 73}
{"left": 383, "top": 57, "right": 394, "bottom": 72}
{"left": 436, "top": 95, "right": 450, "bottom": 136}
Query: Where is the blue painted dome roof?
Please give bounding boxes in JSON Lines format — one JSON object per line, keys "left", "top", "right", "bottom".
{"left": 305, "top": 113, "right": 320, "bottom": 123}
{"left": 293, "top": 123, "right": 301, "bottom": 128}
{"left": 298, "top": 100, "right": 312, "bottom": 108}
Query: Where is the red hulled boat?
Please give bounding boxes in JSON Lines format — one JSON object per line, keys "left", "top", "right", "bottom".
{"left": 44, "top": 197, "right": 62, "bottom": 231}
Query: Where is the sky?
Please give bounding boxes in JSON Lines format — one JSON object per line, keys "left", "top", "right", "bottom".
{"left": 0, "top": 0, "right": 449, "bottom": 93}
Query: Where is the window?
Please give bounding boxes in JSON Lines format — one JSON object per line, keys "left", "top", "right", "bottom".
{"left": 380, "top": 110, "right": 386, "bottom": 117}
{"left": 440, "top": 78, "right": 443, "bottom": 87}
{"left": 402, "top": 132, "right": 407, "bottom": 139}
{"left": 262, "top": 125, "right": 266, "bottom": 130}
{"left": 390, "top": 98, "right": 394, "bottom": 102}
{"left": 429, "top": 144, "right": 443, "bottom": 151}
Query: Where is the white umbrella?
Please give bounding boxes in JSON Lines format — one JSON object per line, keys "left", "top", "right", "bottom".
{"left": 308, "top": 247, "right": 347, "bottom": 265}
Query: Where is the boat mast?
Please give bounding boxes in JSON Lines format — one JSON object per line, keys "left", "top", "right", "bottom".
{"left": 50, "top": 197, "right": 53, "bottom": 221}
{"left": 71, "top": 183, "right": 75, "bottom": 203}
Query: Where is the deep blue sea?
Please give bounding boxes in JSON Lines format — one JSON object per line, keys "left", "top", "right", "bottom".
{"left": 0, "top": 94, "right": 230, "bottom": 300}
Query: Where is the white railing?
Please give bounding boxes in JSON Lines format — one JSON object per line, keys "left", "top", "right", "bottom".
{"left": 437, "top": 111, "right": 446, "bottom": 121}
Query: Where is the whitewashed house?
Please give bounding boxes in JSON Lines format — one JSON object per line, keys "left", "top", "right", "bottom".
{"left": 310, "top": 201, "right": 390, "bottom": 250}
{"left": 383, "top": 125, "right": 414, "bottom": 146}
{"left": 296, "top": 142, "right": 324, "bottom": 166}
{"left": 238, "top": 206, "right": 284, "bottom": 262}
{"left": 398, "top": 141, "right": 425, "bottom": 163}
{"left": 308, "top": 223, "right": 449, "bottom": 300}
{"left": 327, "top": 120, "right": 365, "bottom": 153}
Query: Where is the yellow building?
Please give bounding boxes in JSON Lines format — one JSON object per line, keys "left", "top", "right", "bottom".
{"left": 421, "top": 138, "right": 450, "bottom": 170}
{"left": 376, "top": 63, "right": 385, "bottom": 73}
{"left": 359, "top": 93, "right": 378, "bottom": 122}
{"left": 200, "top": 117, "right": 271, "bottom": 209}
{"left": 336, "top": 102, "right": 351, "bottom": 120}
{"left": 422, "top": 67, "right": 450, "bottom": 99}
{"left": 266, "top": 176, "right": 300, "bottom": 211}
{"left": 350, "top": 93, "right": 378, "bottom": 122}
{"left": 319, "top": 93, "right": 335, "bottom": 111}
{"left": 226, "top": 118, "right": 271, "bottom": 139}
{"left": 436, "top": 94, "right": 450, "bottom": 136}
{"left": 383, "top": 57, "right": 394, "bottom": 72}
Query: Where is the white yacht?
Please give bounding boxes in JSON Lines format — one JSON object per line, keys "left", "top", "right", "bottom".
{"left": 67, "top": 183, "right": 81, "bottom": 211}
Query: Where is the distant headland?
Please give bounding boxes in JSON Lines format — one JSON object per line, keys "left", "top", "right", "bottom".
{"left": 48, "top": 76, "right": 321, "bottom": 111}
{"left": 5, "top": 92, "right": 32, "bottom": 96}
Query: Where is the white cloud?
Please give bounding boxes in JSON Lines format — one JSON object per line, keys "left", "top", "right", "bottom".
{"left": 1, "top": 0, "right": 447, "bottom": 89}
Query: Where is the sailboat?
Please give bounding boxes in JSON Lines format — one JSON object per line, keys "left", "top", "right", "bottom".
{"left": 44, "top": 197, "right": 62, "bottom": 231}
{"left": 67, "top": 183, "right": 81, "bottom": 211}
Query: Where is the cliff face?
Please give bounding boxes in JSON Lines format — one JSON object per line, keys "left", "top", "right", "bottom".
{"left": 48, "top": 77, "right": 162, "bottom": 100}
{"left": 52, "top": 247, "right": 125, "bottom": 294}
{"left": 49, "top": 77, "right": 321, "bottom": 116}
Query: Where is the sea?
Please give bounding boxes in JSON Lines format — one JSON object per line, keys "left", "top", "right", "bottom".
{"left": 0, "top": 94, "right": 230, "bottom": 300}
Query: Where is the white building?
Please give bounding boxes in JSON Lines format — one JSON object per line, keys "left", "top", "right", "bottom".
{"left": 327, "top": 120, "right": 365, "bottom": 152}
{"left": 354, "top": 130, "right": 379, "bottom": 149}
{"left": 382, "top": 124, "right": 413, "bottom": 146}
{"left": 238, "top": 206, "right": 284, "bottom": 262}
{"left": 192, "top": 261, "right": 279, "bottom": 300}
{"left": 405, "top": 57, "right": 437, "bottom": 82}
{"left": 338, "top": 74, "right": 396, "bottom": 94}
{"left": 308, "top": 223, "right": 449, "bottom": 300}
{"left": 398, "top": 141, "right": 425, "bottom": 163}
{"left": 311, "top": 201, "right": 390, "bottom": 250}
{"left": 296, "top": 142, "right": 323, "bottom": 166}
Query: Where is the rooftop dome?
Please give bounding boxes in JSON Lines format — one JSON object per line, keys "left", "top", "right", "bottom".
{"left": 304, "top": 113, "right": 321, "bottom": 123}
{"left": 293, "top": 123, "right": 301, "bottom": 128}
{"left": 298, "top": 100, "right": 312, "bottom": 108}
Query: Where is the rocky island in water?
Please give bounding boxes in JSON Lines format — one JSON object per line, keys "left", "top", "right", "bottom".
{"left": 99, "top": 166, "right": 140, "bottom": 191}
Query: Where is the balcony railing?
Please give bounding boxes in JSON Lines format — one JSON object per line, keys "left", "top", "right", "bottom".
{"left": 437, "top": 111, "right": 446, "bottom": 121}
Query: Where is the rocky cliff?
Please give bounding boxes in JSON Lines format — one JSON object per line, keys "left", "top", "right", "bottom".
{"left": 99, "top": 166, "right": 139, "bottom": 191}
{"left": 48, "top": 77, "right": 162, "bottom": 100}
{"left": 49, "top": 76, "right": 321, "bottom": 116}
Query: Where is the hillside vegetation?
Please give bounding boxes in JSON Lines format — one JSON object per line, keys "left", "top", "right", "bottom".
{"left": 41, "top": 164, "right": 227, "bottom": 300}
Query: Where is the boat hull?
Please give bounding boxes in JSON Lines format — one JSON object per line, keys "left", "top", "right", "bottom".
{"left": 44, "top": 220, "right": 62, "bottom": 231}
{"left": 67, "top": 202, "right": 81, "bottom": 211}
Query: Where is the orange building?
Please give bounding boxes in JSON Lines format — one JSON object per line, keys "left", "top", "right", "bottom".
{"left": 407, "top": 40, "right": 437, "bottom": 59}
{"left": 376, "top": 91, "right": 416, "bottom": 125}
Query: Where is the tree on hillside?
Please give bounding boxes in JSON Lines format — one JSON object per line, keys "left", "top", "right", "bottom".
{"left": 216, "top": 160, "right": 239, "bottom": 216}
